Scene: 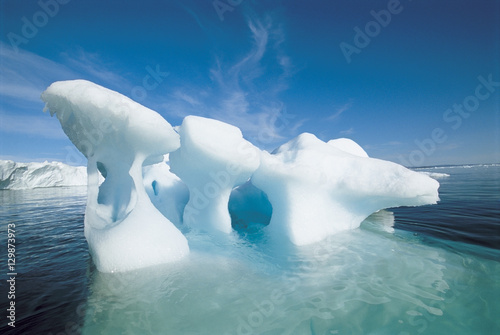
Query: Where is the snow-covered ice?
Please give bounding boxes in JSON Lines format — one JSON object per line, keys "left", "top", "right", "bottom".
{"left": 42, "top": 80, "right": 189, "bottom": 273}
{"left": 0, "top": 160, "right": 87, "bottom": 189}
{"left": 327, "top": 138, "right": 369, "bottom": 157}
{"left": 38, "top": 79, "right": 441, "bottom": 271}
{"left": 252, "top": 133, "right": 439, "bottom": 245}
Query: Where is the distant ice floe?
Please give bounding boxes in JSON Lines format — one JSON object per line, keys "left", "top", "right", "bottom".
{"left": 39, "top": 79, "right": 440, "bottom": 272}
{"left": 419, "top": 172, "right": 451, "bottom": 180}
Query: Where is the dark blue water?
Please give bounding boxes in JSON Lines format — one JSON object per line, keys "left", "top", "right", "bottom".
{"left": 0, "top": 187, "right": 90, "bottom": 335}
{"left": 396, "top": 165, "right": 500, "bottom": 253}
{"left": 0, "top": 165, "right": 499, "bottom": 334}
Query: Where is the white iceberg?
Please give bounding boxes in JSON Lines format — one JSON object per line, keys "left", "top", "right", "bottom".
{"left": 41, "top": 80, "right": 189, "bottom": 273}
{"left": 419, "top": 171, "right": 450, "bottom": 179}
{"left": 38, "top": 79, "right": 440, "bottom": 272}
{"left": 143, "top": 155, "right": 189, "bottom": 228}
{"left": 169, "top": 116, "right": 260, "bottom": 233}
{"left": 252, "top": 133, "right": 440, "bottom": 245}
{"left": 327, "top": 137, "right": 369, "bottom": 157}
{"left": 0, "top": 160, "right": 87, "bottom": 190}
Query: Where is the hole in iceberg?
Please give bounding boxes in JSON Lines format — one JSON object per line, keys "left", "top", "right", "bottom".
{"left": 97, "top": 161, "right": 107, "bottom": 178}
{"left": 151, "top": 180, "right": 159, "bottom": 196}
{"left": 229, "top": 181, "right": 273, "bottom": 236}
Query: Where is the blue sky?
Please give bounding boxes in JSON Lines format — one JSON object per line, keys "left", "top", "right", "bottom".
{"left": 0, "top": 0, "right": 499, "bottom": 167}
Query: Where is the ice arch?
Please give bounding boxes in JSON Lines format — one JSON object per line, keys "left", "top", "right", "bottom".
{"left": 169, "top": 116, "right": 260, "bottom": 234}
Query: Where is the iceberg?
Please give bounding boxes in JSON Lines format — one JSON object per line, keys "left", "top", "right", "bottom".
{"left": 39, "top": 79, "right": 440, "bottom": 272}
{"left": 327, "top": 137, "right": 369, "bottom": 157}
{"left": 252, "top": 133, "right": 439, "bottom": 245}
{"left": 169, "top": 116, "right": 260, "bottom": 233}
{"left": 143, "top": 154, "right": 189, "bottom": 228}
{"left": 41, "top": 80, "right": 189, "bottom": 273}
{"left": 0, "top": 160, "right": 87, "bottom": 190}
{"left": 419, "top": 171, "right": 451, "bottom": 179}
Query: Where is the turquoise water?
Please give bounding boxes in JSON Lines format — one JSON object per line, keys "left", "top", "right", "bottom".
{"left": 1, "top": 165, "right": 499, "bottom": 334}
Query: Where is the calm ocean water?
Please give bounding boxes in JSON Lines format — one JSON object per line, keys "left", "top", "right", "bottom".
{"left": 0, "top": 164, "right": 499, "bottom": 334}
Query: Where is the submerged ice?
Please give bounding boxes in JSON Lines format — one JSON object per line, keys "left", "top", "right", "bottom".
{"left": 41, "top": 80, "right": 440, "bottom": 272}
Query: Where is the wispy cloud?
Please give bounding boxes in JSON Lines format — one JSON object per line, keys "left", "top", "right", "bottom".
{"left": 0, "top": 42, "right": 131, "bottom": 104}
{"left": 173, "top": 90, "right": 202, "bottom": 107}
{"left": 0, "top": 110, "right": 66, "bottom": 139}
{"left": 0, "top": 42, "right": 78, "bottom": 103}
{"left": 60, "top": 48, "right": 130, "bottom": 90}
{"left": 0, "top": 15, "right": 300, "bottom": 153}
{"left": 161, "top": 16, "right": 301, "bottom": 148}
{"left": 340, "top": 127, "right": 354, "bottom": 136}
{"left": 327, "top": 101, "right": 352, "bottom": 121}
{"left": 178, "top": 1, "right": 210, "bottom": 33}
{"left": 0, "top": 83, "right": 44, "bottom": 103}
{"left": 0, "top": 42, "right": 133, "bottom": 142}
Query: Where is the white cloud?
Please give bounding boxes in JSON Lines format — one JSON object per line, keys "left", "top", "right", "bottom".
{"left": 0, "top": 42, "right": 134, "bottom": 141}
{"left": 173, "top": 90, "right": 202, "bottom": 107}
{"left": 0, "top": 42, "right": 78, "bottom": 103}
{"left": 60, "top": 48, "right": 129, "bottom": 90}
{"left": 0, "top": 83, "right": 43, "bottom": 103}
{"left": 0, "top": 110, "right": 66, "bottom": 139}
{"left": 0, "top": 16, "right": 302, "bottom": 152}
{"left": 0, "top": 42, "right": 131, "bottom": 104}
{"left": 164, "top": 16, "right": 302, "bottom": 148}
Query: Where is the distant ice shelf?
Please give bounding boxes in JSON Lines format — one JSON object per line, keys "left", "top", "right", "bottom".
{"left": 0, "top": 160, "right": 87, "bottom": 190}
